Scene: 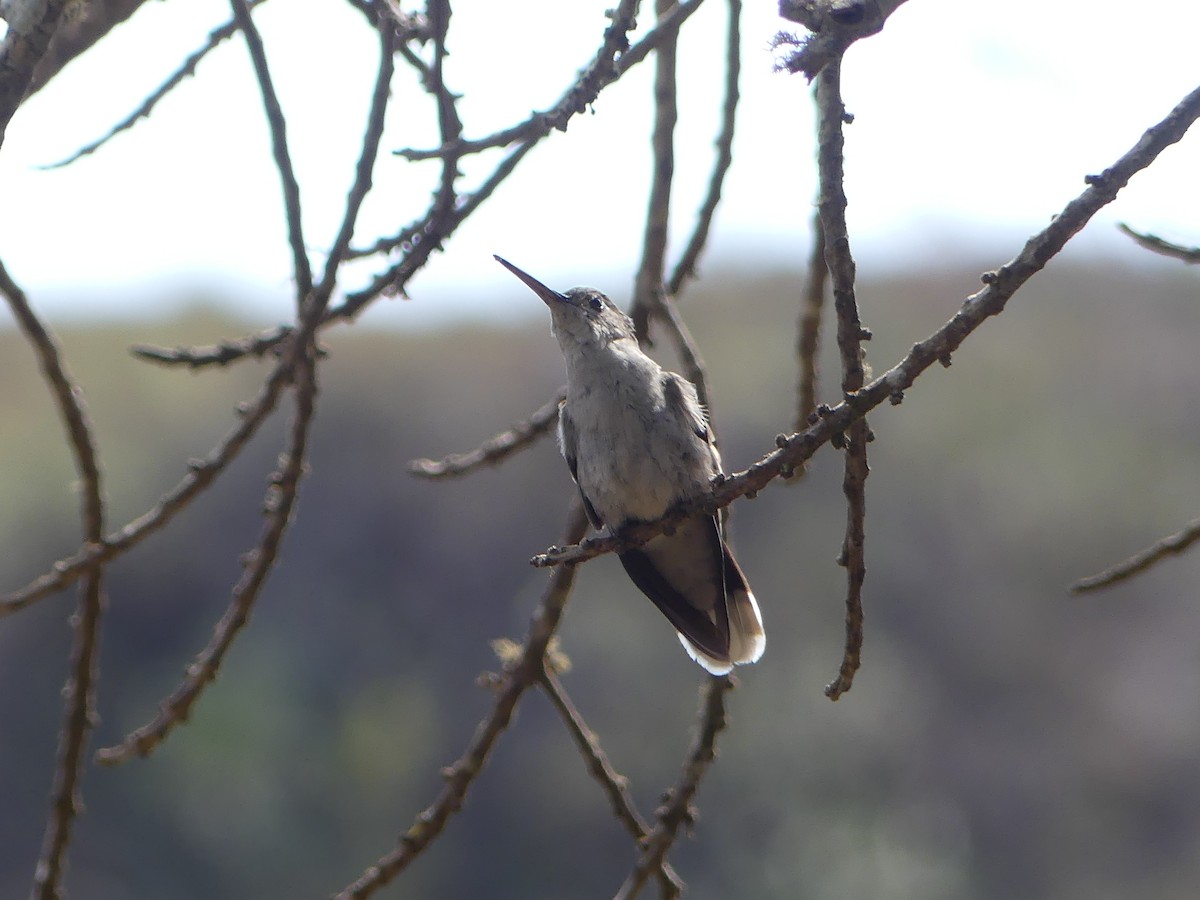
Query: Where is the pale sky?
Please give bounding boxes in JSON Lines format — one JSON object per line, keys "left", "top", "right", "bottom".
{"left": 1, "top": 0, "right": 1198, "bottom": 326}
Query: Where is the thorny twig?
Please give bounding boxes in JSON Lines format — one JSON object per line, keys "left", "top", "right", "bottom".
{"left": 613, "top": 677, "right": 732, "bottom": 899}
{"left": 1, "top": 259, "right": 107, "bottom": 900}
{"left": 394, "top": 0, "right": 705, "bottom": 162}
{"left": 95, "top": 340, "right": 318, "bottom": 766}
{"left": 538, "top": 668, "right": 684, "bottom": 897}
{"left": 228, "top": 0, "right": 314, "bottom": 301}
{"left": 40, "top": 0, "right": 271, "bottom": 169}
{"left": 409, "top": 387, "right": 566, "bottom": 479}
{"left": 332, "top": 503, "right": 590, "bottom": 899}
{"left": 815, "top": 58, "right": 868, "bottom": 700}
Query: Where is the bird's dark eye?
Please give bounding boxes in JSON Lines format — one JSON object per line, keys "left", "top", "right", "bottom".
{"left": 589, "top": 296, "right": 603, "bottom": 312}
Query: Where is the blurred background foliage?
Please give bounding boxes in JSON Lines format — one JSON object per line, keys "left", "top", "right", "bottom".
{"left": 2, "top": 254, "right": 1200, "bottom": 899}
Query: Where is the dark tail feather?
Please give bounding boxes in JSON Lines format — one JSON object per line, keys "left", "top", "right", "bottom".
{"left": 618, "top": 516, "right": 764, "bottom": 674}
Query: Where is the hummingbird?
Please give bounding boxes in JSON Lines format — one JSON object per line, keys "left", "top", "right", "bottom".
{"left": 496, "top": 255, "right": 765, "bottom": 674}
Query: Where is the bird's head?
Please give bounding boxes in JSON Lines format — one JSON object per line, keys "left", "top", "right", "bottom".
{"left": 495, "top": 255, "right": 635, "bottom": 351}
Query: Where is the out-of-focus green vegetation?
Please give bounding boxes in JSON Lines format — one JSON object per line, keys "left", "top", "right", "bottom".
{"left": 2, "top": 258, "right": 1199, "bottom": 899}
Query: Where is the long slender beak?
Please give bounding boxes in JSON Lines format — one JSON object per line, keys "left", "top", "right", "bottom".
{"left": 494, "top": 255, "right": 567, "bottom": 306}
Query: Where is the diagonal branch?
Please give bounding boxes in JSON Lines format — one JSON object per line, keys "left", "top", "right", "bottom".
{"left": 95, "top": 334, "right": 320, "bottom": 766}
{"left": 1, "top": 259, "right": 107, "bottom": 900}
{"left": 228, "top": 0, "right": 313, "bottom": 301}
{"left": 538, "top": 668, "right": 684, "bottom": 896}
{"left": 532, "top": 81, "right": 1200, "bottom": 571}
{"left": 630, "top": 0, "right": 680, "bottom": 342}
{"left": 332, "top": 502, "right": 590, "bottom": 899}
{"left": 0, "top": 353, "right": 296, "bottom": 616}
{"left": 409, "top": 387, "right": 566, "bottom": 479}
{"left": 40, "top": 0, "right": 270, "bottom": 169}
{"left": 310, "top": 20, "right": 397, "bottom": 311}
{"left": 394, "top": 0, "right": 703, "bottom": 162}
{"left": 666, "top": 0, "right": 741, "bottom": 297}
{"left": 1071, "top": 517, "right": 1200, "bottom": 594}
{"left": 613, "top": 676, "right": 732, "bottom": 899}
{"left": 1118, "top": 222, "right": 1200, "bottom": 264}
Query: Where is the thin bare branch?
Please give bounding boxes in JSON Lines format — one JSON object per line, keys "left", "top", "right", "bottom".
{"left": 332, "top": 503, "right": 590, "bottom": 899}
{"left": 532, "top": 80, "right": 1200, "bottom": 570}
{"left": 631, "top": 0, "right": 680, "bottom": 342}
{"left": 117, "top": 0, "right": 694, "bottom": 369}
{"left": 814, "top": 58, "right": 868, "bottom": 700}
{"left": 40, "top": 0, "right": 269, "bottom": 169}
{"left": 409, "top": 387, "right": 566, "bottom": 479}
{"left": 129, "top": 328, "right": 298, "bottom": 368}
{"left": 228, "top": 0, "right": 313, "bottom": 301}
{"left": 0, "top": 352, "right": 296, "bottom": 616}
{"left": 1, "top": 259, "right": 106, "bottom": 900}
{"left": 795, "top": 208, "right": 827, "bottom": 434}
{"left": 1071, "top": 517, "right": 1200, "bottom": 594}
{"left": 666, "top": 0, "right": 741, "bottom": 297}
{"left": 614, "top": 676, "right": 731, "bottom": 899}
{"left": 538, "top": 668, "right": 685, "bottom": 897}
{"left": 656, "top": 294, "right": 714, "bottom": 414}
{"left": 393, "top": 0, "right": 702, "bottom": 162}
{"left": 310, "top": 20, "right": 397, "bottom": 310}
{"left": 343, "top": 136, "right": 537, "bottom": 308}
{"left": 1118, "top": 222, "right": 1200, "bottom": 264}
{"left": 95, "top": 341, "right": 319, "bottom": 766}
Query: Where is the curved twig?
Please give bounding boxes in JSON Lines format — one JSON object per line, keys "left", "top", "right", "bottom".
{"left": 1, "top": 259, "right": 107, "bottom": 900}
{"left": 1118, "top": 222, "right": 1200, "bottom": 264}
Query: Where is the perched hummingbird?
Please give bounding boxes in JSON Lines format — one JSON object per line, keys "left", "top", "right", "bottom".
{"left": 496, "top": 256, "right": 765, "bottom": 674}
